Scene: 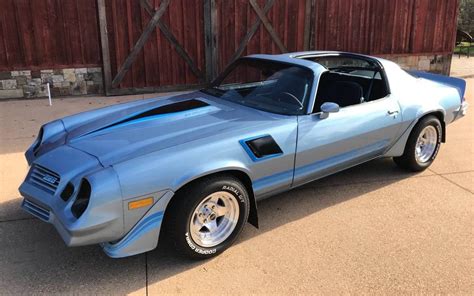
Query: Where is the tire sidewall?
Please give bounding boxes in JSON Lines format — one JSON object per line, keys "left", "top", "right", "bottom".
{"left": 182, "top": 179, "right": 249, "bottom": 257}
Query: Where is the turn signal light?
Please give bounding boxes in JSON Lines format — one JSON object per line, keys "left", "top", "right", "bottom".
{"left": 128, "top": 197, "right": 153, "bottom": 210}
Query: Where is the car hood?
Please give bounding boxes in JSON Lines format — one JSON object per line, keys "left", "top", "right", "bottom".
{"left": 64, "top": 92, "right": 276, "bottom": 166}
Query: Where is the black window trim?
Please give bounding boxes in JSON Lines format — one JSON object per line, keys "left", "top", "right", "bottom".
{"left": 295, "top": 53, "right": 391, "bottom": 114}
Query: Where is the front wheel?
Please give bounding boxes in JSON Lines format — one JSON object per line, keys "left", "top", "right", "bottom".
{"left": 165, "top": 175, "right": 250, "bottom": 259}
{"left": 393, "top": 116, "right": 442, "bottom": 171}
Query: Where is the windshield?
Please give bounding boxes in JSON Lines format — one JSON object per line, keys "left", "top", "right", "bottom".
{"left": 203, "top": 58, "right": 313, "bottom": 115}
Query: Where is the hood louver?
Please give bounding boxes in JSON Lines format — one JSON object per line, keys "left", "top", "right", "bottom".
{"left": 93, "top": 99, "right": 210, "bottom": 133}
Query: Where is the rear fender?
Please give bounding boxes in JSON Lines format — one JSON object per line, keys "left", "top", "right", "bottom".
{"left": 385, "top": 109, "right": 445, "bottom": 157}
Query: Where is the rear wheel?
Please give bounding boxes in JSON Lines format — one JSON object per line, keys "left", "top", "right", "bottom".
{"left": 165, "top": 175, "right": 249, "bottom": 259}
{"left": 393, "top": 116, "right": 442, "bottom": 171}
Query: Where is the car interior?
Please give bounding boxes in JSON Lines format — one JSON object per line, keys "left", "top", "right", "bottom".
{"left": 302, "top": 55, "right": 390, "bottom": 113}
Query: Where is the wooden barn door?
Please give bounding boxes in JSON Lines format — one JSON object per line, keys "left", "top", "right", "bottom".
{"left": 97, "top": 0, "right": 314, "bottom": 95}
{"left": 212, "top": 0, "right": 314, "bottom": 77}
{"left": 97, "top": 0, "right": 207, "bottom": 95}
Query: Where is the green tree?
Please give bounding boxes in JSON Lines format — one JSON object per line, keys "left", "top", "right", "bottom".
{"left": 458, "top": 0, "right": 474, "bottom": 35}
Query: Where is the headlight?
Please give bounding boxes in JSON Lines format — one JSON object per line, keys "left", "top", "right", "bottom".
{"left": 71, "top": 179, "right": 91, "bottom": 218}
{"left": 60, "top": 182, "right": 75, "bottom": 201}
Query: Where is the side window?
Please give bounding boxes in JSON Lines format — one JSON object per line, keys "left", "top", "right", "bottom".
{"left": 306, "top": 56, "right": 389, "bottom": 113}
{"left": 313, "top": 72, "right": 365, "bottom": 113}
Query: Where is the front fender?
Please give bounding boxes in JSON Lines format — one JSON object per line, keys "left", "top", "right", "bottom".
{"left": 112, "top": 143, "right": 253, "bottom": 200}
{"left": 26, "top": 120, "right": 66, "bottom": 165}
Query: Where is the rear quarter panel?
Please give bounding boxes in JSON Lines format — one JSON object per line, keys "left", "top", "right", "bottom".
{"left": 383, "top": 60, "right": 460, "bottom": 122}
{"left": 381, "top": 60, "right": 463, "bottom": 156}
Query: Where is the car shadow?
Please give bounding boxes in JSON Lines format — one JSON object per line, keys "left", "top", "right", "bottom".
{"left": 0, "top": 158, "right": 430, "bottom": 294}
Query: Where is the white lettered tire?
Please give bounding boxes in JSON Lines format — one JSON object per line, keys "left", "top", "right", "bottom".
{"left": 164, "top": 175, "right": 250, "bottom": 259}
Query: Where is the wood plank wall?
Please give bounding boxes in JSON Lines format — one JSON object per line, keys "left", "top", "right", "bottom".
{"left": 0, "top": 0, "right": 459, "bottom": 90}
{"left": 0, "top": 0, "right": 101, "bottom": 71}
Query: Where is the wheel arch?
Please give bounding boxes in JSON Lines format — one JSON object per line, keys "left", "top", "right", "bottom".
{"left": 163, "top": 169, "right": 259, "bottom": 231}
{"left": 418, "top": 110, "right": 446, "bottom": 142}
{"left": 385, "top": 109, "right": 446, "bottom": 157}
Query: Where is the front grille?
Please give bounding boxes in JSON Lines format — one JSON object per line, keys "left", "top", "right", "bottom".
{"left": 28, "top": 165, "right": 61, "bottom": 195}
{"left": 22, "top": 199, "right": 50, "bottom": 222}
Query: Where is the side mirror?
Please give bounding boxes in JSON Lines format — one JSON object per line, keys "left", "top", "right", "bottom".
{"left": 319, "top": 102, "right": 340, "bottom": 119}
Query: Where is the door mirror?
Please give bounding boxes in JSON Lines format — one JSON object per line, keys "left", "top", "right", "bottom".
{"left": 320, "top": 102, "right": 340, "bottom": 119}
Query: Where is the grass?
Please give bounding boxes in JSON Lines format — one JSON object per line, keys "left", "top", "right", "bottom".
{"left": 454, "top": 42, "right": 474, "bottom": 56}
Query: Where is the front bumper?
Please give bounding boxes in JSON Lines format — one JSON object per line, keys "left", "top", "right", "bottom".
{"left": 19, "top": 145, "right": 124, "bottom": 247}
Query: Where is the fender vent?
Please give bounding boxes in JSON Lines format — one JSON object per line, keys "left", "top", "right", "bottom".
{"left": 240, "top": 135, "right": 283, "bottom": 161}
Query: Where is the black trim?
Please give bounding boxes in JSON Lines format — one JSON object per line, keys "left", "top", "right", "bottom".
{"left": 295, "top": 52, "right": 391, "bottom": 95}
{"left": 115, "top": 99, "right": 208, "bottom": 124}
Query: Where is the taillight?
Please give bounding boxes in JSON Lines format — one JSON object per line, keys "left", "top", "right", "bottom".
{"left": 71, "top": 179, "right": 91, "bottom": 218}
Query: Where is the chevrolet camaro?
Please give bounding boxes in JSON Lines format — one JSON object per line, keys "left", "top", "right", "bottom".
{"left": 19, "top": 51, "right": 468, "bottom": 259}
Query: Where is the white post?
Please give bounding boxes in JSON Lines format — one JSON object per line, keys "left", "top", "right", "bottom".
{"left": 47, "top": 83, "right": 52, "bottom": 106}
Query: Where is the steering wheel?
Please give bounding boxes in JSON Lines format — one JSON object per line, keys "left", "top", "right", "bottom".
{"left": 277, "top": 92, "right": 303, "bottom": 108}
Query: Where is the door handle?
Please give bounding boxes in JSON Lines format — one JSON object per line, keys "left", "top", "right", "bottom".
{"left": 387, "top": 110, "right": 399, "bottom": 115}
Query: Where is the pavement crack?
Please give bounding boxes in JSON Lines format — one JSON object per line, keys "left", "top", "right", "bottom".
{"left": 145, "top": 252, "right": 149, "bottom": 296}
{"left": 438, "top": 169, "right": 474, "bottom": 176}
{"left": 428, "top": 169, "right": 474, "bottom": 194}
{"left": 0, "top": 217, "right": 35, "bottom": 223}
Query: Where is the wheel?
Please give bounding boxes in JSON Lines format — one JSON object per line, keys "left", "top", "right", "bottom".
{"left": 393, "top": 116, "right": 442, "bottom": 172}
{"left": 165, "top": 175, "right": 249, "bottom": 259}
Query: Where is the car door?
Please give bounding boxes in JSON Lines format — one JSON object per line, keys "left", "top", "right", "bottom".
{"left": 293, "top": 96, "right": 402, "bottom": 187}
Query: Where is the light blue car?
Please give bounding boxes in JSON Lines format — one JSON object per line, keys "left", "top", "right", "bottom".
{"left": 19, "top": 51, "right": 468, "bottom": 259}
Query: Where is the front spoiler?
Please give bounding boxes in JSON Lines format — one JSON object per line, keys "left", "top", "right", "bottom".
{"left": 20, "top": 197, "right": 80, "bottom": 246}
{"left": 102, "top": 191, "right": 175, "bottom": 258}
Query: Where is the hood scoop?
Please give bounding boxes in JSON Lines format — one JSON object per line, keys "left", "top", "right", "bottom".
{"left": 89, "top": 99, "right": 210, "bottom": 134}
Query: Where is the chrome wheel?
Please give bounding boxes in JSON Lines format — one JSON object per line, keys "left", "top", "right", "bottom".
{"left": 189, "top": 191, "right": 240, "bottom": 248}
{"left": 415, "top": 125, "right": 438, "bottom": 164}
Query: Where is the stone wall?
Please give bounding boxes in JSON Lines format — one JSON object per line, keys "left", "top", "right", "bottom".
{"left": 0, "top": 67, "right": 103, "bottom": 100}
{"left": 383, "top": 54, "right": 452, "bottom": 75}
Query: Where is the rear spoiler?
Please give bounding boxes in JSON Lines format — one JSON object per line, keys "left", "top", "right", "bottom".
{"left": 408, "top": 70, "right": 466, "bottom": 101}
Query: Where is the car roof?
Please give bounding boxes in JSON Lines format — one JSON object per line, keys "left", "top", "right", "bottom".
{"left": 246, "top": 52, "right": 326, "bottom": 74}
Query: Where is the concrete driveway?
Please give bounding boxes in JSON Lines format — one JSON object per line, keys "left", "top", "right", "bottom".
{"left": 0, "top": 81, "right": 472, "bottom": 295}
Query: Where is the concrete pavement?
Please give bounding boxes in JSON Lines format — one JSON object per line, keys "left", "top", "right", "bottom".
{"left": 450, "top": 56, "right": 474, "bottom": 78}
{"left": 0, "top": 81, "right": 472, "bottom": 294}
